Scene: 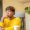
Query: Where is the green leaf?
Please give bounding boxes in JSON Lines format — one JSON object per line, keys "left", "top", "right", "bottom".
{"left": 25, "top": 7, "right": 30, "bottom": 14}
{"left": 0, "top": 0, "right": 2, "bottom": 5}
{"left": 25, "top": 7, "right": 28, "bottom": 10}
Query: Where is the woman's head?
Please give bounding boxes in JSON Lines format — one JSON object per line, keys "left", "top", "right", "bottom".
{"left": 6, "top": 6, "right": 15, "bottom": 17}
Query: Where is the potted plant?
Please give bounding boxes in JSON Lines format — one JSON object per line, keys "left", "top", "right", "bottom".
{"left": 25, "top": 7, "right": 30, "bottom": 30}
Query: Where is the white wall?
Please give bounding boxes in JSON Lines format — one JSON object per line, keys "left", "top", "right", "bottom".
{"left": 25, "top": 13, "right": 30, "bottom": 30}
{"left": 3, "top": 0, "right": 25, "bottom": 16}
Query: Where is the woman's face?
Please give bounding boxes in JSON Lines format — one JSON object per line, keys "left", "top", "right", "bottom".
{"left": 6, "top": 10, "right": 14, "bottom": 17}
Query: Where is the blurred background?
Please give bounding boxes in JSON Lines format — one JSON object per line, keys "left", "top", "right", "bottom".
{"left": 0, "top": 0, "right": 2, "bottom": 19}
{"left": 0, "top": 0, "right": 30, "bottom": 30}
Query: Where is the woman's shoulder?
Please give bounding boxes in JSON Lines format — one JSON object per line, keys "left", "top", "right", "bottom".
{"left": 15, "top": 17, "right": 21, "bottom": 21}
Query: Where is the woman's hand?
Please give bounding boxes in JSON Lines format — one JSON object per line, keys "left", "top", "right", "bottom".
{"left": 0, "top": 26, "right": 5, "bottom": 30}
{"left": 1, "top": 16, "right": 7, "bottom": 22}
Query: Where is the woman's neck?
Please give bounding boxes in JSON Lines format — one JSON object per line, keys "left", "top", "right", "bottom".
{"left": 8, "top": 16, "right": 15, "bottom": 20}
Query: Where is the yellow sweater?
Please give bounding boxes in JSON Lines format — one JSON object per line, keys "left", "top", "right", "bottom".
{"left": 0, "top": 17, "right": 21, "bottom": 30}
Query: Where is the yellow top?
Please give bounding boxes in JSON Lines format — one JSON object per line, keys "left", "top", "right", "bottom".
{"left": 1, "top": 17, "right": 21, "bottom": 30}
{"left": 0, "top": 22, "right": 3, "bottom": 27}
